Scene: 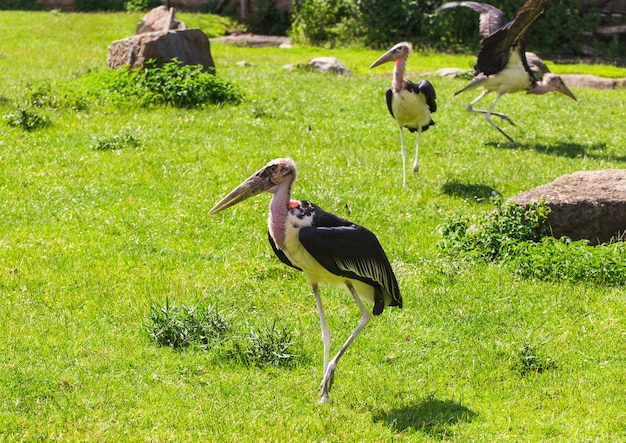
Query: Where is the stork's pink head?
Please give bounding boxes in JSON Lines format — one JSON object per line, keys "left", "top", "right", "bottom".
{"left": 209, "top": 158, "right": 297, "bottom": 215}
{"left": 369, "top": 42, "right": 412, "bottom": 69}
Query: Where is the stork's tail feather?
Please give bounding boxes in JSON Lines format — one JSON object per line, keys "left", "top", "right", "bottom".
{"left": 455, "top": 73, "right": 488, "bottom": 95}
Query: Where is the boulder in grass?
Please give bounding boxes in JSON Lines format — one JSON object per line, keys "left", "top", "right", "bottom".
{"left": 135, "top": 5, "right": 187, "bottom": 34}
{"left": 509, "top": 170, "right": 626, "bottom": 245}
{"left": 107, "top": 28, "right": 215, "bottom": 73}
{"left": 307, "top": 57, "right": 352, "bottom": 75}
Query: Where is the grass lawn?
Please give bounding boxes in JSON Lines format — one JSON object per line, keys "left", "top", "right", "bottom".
{"left": 1, "top": 10, "right": 626, "bottom": 442}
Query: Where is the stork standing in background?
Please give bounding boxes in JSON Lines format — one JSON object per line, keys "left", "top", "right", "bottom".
{"left": 209, "top": 158, "right": 402, "bottom": 404}
{"left": 370, "top": 42, "right": 437, "bottom": 187}
{"left": 438, "top": 0, "right": 576, "bottom": 143}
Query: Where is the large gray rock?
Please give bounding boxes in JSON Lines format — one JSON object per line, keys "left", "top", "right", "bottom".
{"left": 135, "top": 6, "right": 187, "bottom": 35}
{"left": 107, "top": 28, "right": 215, "bottom": 72}
{"left": 509, "top": 170, "right": 626, "bottom": 244}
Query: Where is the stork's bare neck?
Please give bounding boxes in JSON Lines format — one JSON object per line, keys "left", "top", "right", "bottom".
{"left": 392, "top": 58, "right": 407, "bottom": 91}
{"left": 268, "top": 184, "right": 293, "bottom": 249}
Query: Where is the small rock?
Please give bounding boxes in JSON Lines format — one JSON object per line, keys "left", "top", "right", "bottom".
{"left": 307, "top": 57, "right": 352, "bottom": 75}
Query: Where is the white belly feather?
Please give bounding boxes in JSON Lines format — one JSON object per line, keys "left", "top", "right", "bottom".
{"left": 391, "top": 89, "right": 431, "bottom": 129}
{"left": 483, "top": 52, "right": 532, "bottom": 94}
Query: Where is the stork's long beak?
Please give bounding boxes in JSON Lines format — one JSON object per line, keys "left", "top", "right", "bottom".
{"left": 209, "top": 168, "right": 275, "bottom": 215}
{"left": 557, "top": 82, "right": 577, "bottom": 101}
{"left": 369, "top": 49, "right": 395, "bottom": 69}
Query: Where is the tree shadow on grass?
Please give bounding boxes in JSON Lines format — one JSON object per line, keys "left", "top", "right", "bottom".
{"left": 487, "top": 140, "right": 626, "bottom": 162}
{"left": 373, "top": 394, "right": 478, "bottom": 439}
{"left": 441, "top": 180, "right": 499, "bottom": 203}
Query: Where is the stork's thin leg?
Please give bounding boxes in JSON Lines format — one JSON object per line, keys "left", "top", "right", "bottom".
{"left": 485, "top": 93, "right": 516, "bottom": 143}
{"left": 319, "top": 282, "right": 371, "bottom": 404}
{"left": 313, "top": 283, "right": 331, "bottom": 376}
{"left": 466, "top": 90, "right": 515, "bottom": 125}
{"left": 398, "top": 127, "right": 407, "bottom": 187}
{"left": 412, "top": 128, "right": 421, "bottom": 174}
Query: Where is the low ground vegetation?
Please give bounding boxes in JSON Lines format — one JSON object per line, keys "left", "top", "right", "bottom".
{"left": 1, "top": 11, "right": 626, "bottom": 442}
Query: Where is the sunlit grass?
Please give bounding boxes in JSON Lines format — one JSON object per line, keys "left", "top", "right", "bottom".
{"left": 1, "top": 10, "right": 625, "bottom": 442}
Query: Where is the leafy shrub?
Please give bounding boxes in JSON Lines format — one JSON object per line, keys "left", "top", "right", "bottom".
{"left": 145, "top": 300, "right": 298, "bottom": 367}
{"left": 516, "top": 343, "right": 557, "bottom": 375}
{"left": 439, "top": 200, "right": 626, "bottom": 286}
{"left": 229, "top": 321, "right": 298, "bottom": 368}
{"left": 509, "top": 237, "right": 626, "bottom": 286}
{"left": 67, "top": 60, "right": 243, "bottom": 108}
{"left": 124, "top": 0, "right": 162, "bottom": 12}
{"left": 90, "top": 128, "right": 141, "bottom": 151}
{"left": 439, "top": 200, "right": 551, "bottom": 261}
{"left": 146, "top": 300, "right": 230, "bottom": 350}
{"left": 0, "top": 0, "right": 41, "bottom": 10}
{"left": 291, "top": 0, "right": 356, "bottom": 46}
{"left": 3, "top": 105, "right": 50, "bottom": 131}
{"left": 247, "top": 0, "right": 291, "bottom": 36}
{"left": 355, "top": 0, "right": 431, "bottom": 48}
{"left": 74, "top": 0, "right": 125, "bottom": 11}
{"left": 290, "top": 0, "right": 609, "bottom": 55}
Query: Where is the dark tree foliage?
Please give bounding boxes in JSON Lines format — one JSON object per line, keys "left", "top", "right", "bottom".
{"left": 0, "top": 0, "right": 42, "bottom": 9}
{"left": 74, "top": 0, "right": 125, "bottom": 11}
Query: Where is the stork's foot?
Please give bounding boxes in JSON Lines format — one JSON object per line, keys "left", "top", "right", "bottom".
{"left": 319, "top": 365, "right": 336, "bottom": 403}
{"left": 492, "top": 112, "right": 515, "bottom": 126}
{"left": 412, "top": 163, "right": 419, "bottom": 174}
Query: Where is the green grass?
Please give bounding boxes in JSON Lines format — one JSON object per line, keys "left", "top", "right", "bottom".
{"left": 1, "top": 10, "right": 626, "bottom": 442}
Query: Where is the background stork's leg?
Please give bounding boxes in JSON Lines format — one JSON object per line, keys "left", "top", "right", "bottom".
{"left": 466, "top": 90, "right": 515, "bottom": 125}
{"left": 399, "top": 127, "right": 407, "bottom": 187}
{"left": 485, "top": 94, "right": 516, "bottom": 143}
{"left": 313, "top": 283, "right": 331, "bottom": 377}
{"left": 412, "top": 129, "right": 421, "bottom": 174}
{"left": 319, "top": 282, "right": 371, "bottom": 404}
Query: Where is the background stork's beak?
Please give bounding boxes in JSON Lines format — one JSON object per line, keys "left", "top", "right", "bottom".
{"left": 209, "top": 169, "right": 274, "bottom": 215}
{"left": 369, "top": 50, "right": 394, "bottom": 69}
{"left": 557, "top": 83, "right": 577, "bottom": 101}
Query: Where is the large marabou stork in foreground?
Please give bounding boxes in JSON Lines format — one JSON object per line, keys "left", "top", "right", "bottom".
{"left": 209, "top": 158, "right": 402, "bottom": 404}
{"left": 369, "top": 42, "right": 437, "bottom": 187}
{"left": 438, "top": 0, "right": 577, "bottom": 143}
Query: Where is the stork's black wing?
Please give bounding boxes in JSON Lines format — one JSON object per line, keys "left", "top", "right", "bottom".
{"left": 475, "top": 0, "right": 548, "bottom": 76}
{"left": 385, "top": 88, "right": 395, "bottom": 120}
{"left": 438, "top": 1, "right": 505, "bottom": 37}
{"left": 298, "top": 224, "right": 402, "bottom": 313}
{"left": 408, "top": 79, "right": 437, "bottom": 113}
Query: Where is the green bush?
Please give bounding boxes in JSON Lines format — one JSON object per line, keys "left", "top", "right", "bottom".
{"left": 247, "top": 0, "right": 291, "bottom": 36}
{"left": 439, "top": 200, "right": 551, "bottom": 261}
{"left": 291, "top": 0, "right": 613, "bottom": 55}
{"left": 74, "top": 0, "right": 125, "bottom": 11}
{"left": 90, "top": 127, "right": 141, "bottom": 151}
{"left": 67, "top": 60, "right": 243, "bottom": 108}
{"left": 3, "top": 105, "right": 50, "bottom": 131}
{"left": 291, "top": 0, "right": 356, "bottom": 46}
{"left": 439, "top": 200, "right": 626, "bottom": 286}
{"left": 124, "top": 0, "right": 162, "bottom": 12}
{"left": 509, "top": 237, "right": 626, "bottom": 285}
{"left": 146, "top": 300, "right": 230, "bottom": 350}
{"left": 227, "top": 321, "right": 298, "bottom": 368}
{"left": 0, "top": 0, "right": 41, "bottom": 10}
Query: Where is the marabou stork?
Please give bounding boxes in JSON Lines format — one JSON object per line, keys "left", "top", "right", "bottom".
{"left": 209, "top": 158, "right": 402, "bottom": 404}
{"left": 369, "top": 42, "right": 437, "bottom": 187}
{"left": 438, "top": 0, "right": 577, "bottom": 143}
